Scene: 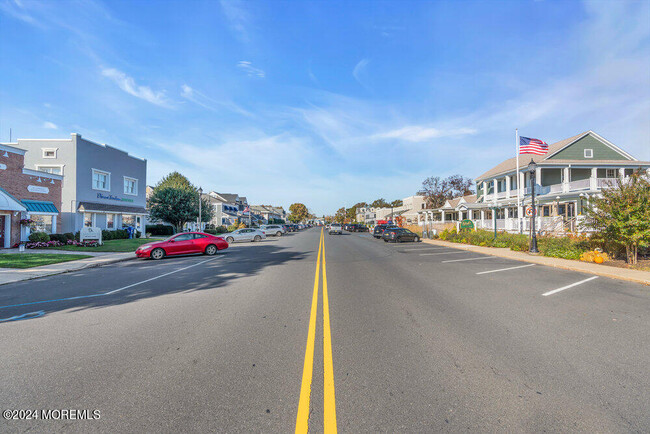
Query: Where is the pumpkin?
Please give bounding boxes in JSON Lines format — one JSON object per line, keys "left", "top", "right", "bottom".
{"left": 594, "top": 255, "right": 604, "bottom": 264}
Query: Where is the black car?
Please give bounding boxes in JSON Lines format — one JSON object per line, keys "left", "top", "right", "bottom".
{"left": 348, "top": 223, "right": 369, "bottom": 232}
{"left": 373, "top": 224, "right": 398, "bottom": 238}
{"left": 382, "top": 228, "right": 421, "bottom": 243}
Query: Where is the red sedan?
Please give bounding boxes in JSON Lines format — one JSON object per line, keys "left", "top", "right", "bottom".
{"left": 135, "top": 232, "right": 229, "bottom": 260}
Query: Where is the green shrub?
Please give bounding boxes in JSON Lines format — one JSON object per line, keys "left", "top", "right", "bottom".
{"left": 227, "top": 224, "right": 238, "bottom": 232}
{"left": 114, "top": 229, "right": 128, "bottom": 239}
{"left": 538, "top": 237, "right": 587, "bottom": 260}
{"left": 49, "top": 233, "right": 68, "bottom": 243}
{"left": 145, "top": 224, "right": 175, "bottom": 236}
{"left": 215, "top": 226, "right": 228, "bottom": 234}
{"left": 204, "top": 229, "right": 218, "bottom": 235}
{"left": 28, "top": 232, "right": 50, "bottom": 242}
{"left": 102, "top": 230, "right": 114, "bottom": 241}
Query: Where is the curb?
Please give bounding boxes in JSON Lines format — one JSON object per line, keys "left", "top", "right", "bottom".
{"left": 422, "top": 239, "right": 650, "bottom": 286}
{"left": 0, "top": 255, "right": 136, "bottom": 286}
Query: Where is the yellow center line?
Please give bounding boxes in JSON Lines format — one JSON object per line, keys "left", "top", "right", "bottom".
{"left": 295, "top": 228, "right": 323, "bottom": 433}
{"left": 322, "top": 231, "right": 338, "bottom": 433}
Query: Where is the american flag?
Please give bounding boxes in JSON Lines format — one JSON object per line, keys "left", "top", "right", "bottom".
{"left": 519, "top": 137, "right": 548, "bottom": 155}
{"left": 243, "top": 206, "right": 250, "bottom": 213}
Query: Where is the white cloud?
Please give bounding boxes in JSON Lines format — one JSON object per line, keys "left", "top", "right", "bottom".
{"left": 352, "top": 58, "right": 370, "bottom": 88}
{"left": 180, "top": 83, "right": 253, "bottom": 117}
{"left": 42, "top": 121, "right": 58, "bottom": 130}
{"left": 373, "top": 126, "right": 477, "bottom": 142}
{"left": 101, "top": 67, "right": 172, "bottom": 108}
{"left": 220, "top": 0, "right": 250, "bottom": 42}
{"left": 237, "top": 61, "right": 265, "bottom": 78}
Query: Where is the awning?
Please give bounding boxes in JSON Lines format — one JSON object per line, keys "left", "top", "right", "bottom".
{"left": 77, "top": 201, "right": 147, "bottom": 214}
{"left": 0, "top": 187, "right": 26, "bottom": 212}
{"left": 22, "top": 200, "right": 59, "bottom": 213}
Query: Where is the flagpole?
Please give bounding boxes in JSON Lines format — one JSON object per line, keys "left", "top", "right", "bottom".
{"left": 516, "top": 128, "right": 521, "bottom": 233}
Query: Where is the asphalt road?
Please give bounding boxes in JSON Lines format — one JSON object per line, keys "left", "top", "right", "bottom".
{"left": 1, "top": 228, "right": 649, "bottom": 432}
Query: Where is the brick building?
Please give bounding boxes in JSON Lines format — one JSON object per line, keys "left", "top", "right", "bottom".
{"left": 0, "top": 143, "right": 63, "bottom": 248}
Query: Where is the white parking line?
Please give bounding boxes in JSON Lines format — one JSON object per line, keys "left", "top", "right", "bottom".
{"left": 441, "top": 256, "right": 492, "bottom": 263}
{"left": 419, "top": 251, "right": 471, "bottom": 256}
{"left": 401, "top": 247, "right": 448, "bottom": 252}
{"left": 476, "top": 264, "right": 535, "bottom": 275}
{"left": 0, "top": 256, "right": 221, "bottom": 310}
{"left": 542, "top": 276, "right": 599, "bottom": 296}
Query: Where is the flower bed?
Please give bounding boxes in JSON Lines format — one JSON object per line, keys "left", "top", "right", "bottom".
{"left": 23, "top": 239, "right": 99, "bottom": 249}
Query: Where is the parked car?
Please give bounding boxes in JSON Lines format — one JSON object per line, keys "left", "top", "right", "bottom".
{"left": 260, "top": 224, "right": 285, "bottom": 236}
{"left": 382, "top": 228, "right": 421, "bottom": 243}
{"left": 135, "top": 232, "right": 228, "bottom": 260}
{"left": 223, "top": 228, "right": 266, "bottom": 243}
{"left": 373, "top": 224, "right": 398, "bottom": 238}
{"left": 329, "top": 223, "right": 342, "bottom": 235}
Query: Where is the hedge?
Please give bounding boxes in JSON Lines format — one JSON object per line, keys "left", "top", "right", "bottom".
{"left": 28, "top": 232, "right": 50, "bottom": 242}
{"left": 145, "top": 224, "right": 175, "bottom": 236}
{"left": 437, "top": 229, "right": 592, "bottom": 260}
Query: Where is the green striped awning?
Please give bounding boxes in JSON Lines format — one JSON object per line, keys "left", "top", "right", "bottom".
{"left": 21, "top": 200, "right": 59, "bottom": 213}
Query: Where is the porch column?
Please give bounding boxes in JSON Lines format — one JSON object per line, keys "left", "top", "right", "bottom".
{"left": 441, "top": 211, "right": 446, "bottom": 223}
{"left": 519, "top": 172, "right": 525, "bottom": 198}
{"left": 493, "top": 179, "right": 498, "bottom": 199}
{"left": 590, "top": 167, "right": 598, "bottom": 190}
{"left": 535, "top": 167, "right": 542, "bottom": 188}
{"left": 619, "top": 168, "right": 625, "bottom": 178}
{"left": 563, "top": 167, "right": 570, "bottom": 193}
{"left": 480, "top": 210, "right": 485, "bottom": 221}
{"left": 505, "top": 176, "right": 511, "bottom": 198}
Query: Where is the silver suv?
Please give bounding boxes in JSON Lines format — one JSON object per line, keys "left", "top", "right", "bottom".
{"left": 329, "top": 223, "right": 342, "bottom": 235}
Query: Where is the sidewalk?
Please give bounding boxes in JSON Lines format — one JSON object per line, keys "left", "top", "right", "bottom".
{"left": 423, "top": 239, "right": 650, "bottom": 286}
{"left": 0, "top": 251, "right": 135, "bottom": 286}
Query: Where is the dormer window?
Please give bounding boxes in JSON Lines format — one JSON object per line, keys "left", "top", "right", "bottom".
{"left": 584, "top": 149, "right": 593, "bottom": 158}
{"left": 42, "top": 148, "right": 57, "bottom": 158}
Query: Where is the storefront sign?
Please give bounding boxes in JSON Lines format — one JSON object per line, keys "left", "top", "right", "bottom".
{"left": 80, "top": 226, "right": 103, "bottom": 244}
{"left": 96, "top": 192, "right": 134, "bottom": 203}
{"left": 28, "top": 185, "right": 49, "bottom": 194}
{"left": 460, "top": 219, "right": 474, "bottom": 229}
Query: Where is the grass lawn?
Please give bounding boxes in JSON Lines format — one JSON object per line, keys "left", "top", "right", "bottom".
{"left": 51, "top": 238, "right": 155, "bottom": 252}
{"left": 0, "top": 254, "right": 93, "bottom": 269}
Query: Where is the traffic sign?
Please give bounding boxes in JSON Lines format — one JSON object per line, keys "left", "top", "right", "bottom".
{"left": 525, "top": 206, "right": 536, "bottom": 217}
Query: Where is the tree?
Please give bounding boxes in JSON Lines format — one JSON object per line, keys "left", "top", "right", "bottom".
{"left": 391, "top": 199, "right": 403, "bottom": 207}
{"left": 289, "top": 203, "right": 310, "bottom": 223}
{"left": 418, "top": 174, "right": 475, "bottom": 208}
{"left": 147, "top": 172, "right": 213, "bottom": 232}
{"left": 371, "top": 198, "right": 389, "bottom": 208}
{"left": 334, "top": 207, "right": 346, "bottom": 223}
{"left": 585, "top": 172, "right": 650, "bottom": 264}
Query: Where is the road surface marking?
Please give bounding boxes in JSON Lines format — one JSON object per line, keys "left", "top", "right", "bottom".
{"left": 441, "top": 256, "right": 492, "bottom": 263}
{"left": 419, "top": 251, "right": 471, "bottom": 256}
{"left": 401, "top": 247, "right": 448, "bottom": 252}
{"left": 0, "top": 257, "right": 221, "bottom": 310}
{"left": 0, "top": 311, "right": 45, "bottom": 323}
{"left": 321, "top": 231, "right": 337, "bottom": 432}
{"left": 542, "top": 276, "right": 599, "bottom": 296}
{"left": 476, "top": 264, "right": 535, "bottom": 275}
{"left": 296, "top": 229, "right": 323, "bottom": 433}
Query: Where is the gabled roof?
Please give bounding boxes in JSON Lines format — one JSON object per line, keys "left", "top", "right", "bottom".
{"left": 475, "top": 131, "right": 646, "bottom": 181}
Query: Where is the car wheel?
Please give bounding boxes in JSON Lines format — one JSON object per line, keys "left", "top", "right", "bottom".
{"left": 205, "top": 244, "right": 218, "bottom": 255}
{"left": 254, "top": 235, "right": 261, "bottom": 242}
{"left": 414, "top": 236, "right": 420, "bottom": 242}
{"left": 276, "top": 231, "right": 282, "bottom": 237}
{"left": 150, "top": 248, "right": 165, "bottom": 260}
{"left": 226, "top": 236, "right": 234, "bottom": 243}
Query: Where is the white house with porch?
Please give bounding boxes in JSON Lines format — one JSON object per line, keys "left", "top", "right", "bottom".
{"left": 419, "top": 131, "right": 650, "bottom": 234}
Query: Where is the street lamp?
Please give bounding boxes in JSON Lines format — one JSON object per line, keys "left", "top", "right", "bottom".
{"left": 528, "top": 159, "right": 539, "bottom": 253}
{"left": 198, "top": 186, "right": 203, "bottom": 231}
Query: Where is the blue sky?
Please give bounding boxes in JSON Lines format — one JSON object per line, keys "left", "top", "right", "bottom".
{"left": 1, "top": 0, "right": 648, "bottom": 215}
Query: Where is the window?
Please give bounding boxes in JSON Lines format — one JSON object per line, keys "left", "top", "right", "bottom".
{"left": 92, "top": 169, "right": 110, "bottom": 191}
{"left": 174, "top": 234, "right": 194, "bottom": 242}
{"left": 42, "top": 148, "right": 57, "bottom": 158}
{"left": 36, "top": 165, "right": 63, "bottom": 175}
{"left": 84, "top": 213, "right": 94, "bottom": 227}
{"left": 32, "top": 215, "right": 53, "bottom": 233}
{"left": 584, "top": 149, "right": 593, "bottom": 158}
{"left": 124, "top": 177, "right": 138, "bottom": 195}
{"left": 606, "top": 169, "right": 617, "bottom": 178}
{"left": 122, "top": 214, "right": 136, "bottom": 227}
{"left": 106, "top": 214, "right": 114, "bottom": 229}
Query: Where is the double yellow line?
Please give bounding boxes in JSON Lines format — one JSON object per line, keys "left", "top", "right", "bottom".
{"left": 296, "top": 228, "right": 337, "bottom": 433}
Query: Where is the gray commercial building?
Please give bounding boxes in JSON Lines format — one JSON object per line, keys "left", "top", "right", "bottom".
{"left": 17, "top": 133, "right": 147, "bottom": 234}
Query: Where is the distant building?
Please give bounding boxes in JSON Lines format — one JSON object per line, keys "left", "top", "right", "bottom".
{"left": 16, "top": 133, "right": 147, "bottom": 234}
{"left": 0, "top": 143, "right": 63, "bottom": 247}
{"left": 250, "top": 205, "right": 286, "bottom": 223}
{"left": 205, "top": 192, "right": 249, "bottom": 227}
